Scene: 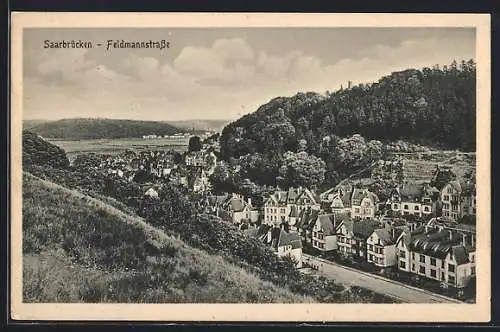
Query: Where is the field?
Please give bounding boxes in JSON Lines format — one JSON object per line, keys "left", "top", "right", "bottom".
{"left": 47, "top": 137, "right": 189, "bottom": 158}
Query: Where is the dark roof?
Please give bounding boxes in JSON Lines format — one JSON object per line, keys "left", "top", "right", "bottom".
{"left": 452, "top": 245, "right": 470, "bottom": 265}
{"left": 374, "top": 228, "right": 395, "bottom": 245}
{"left": 408, "top": 229, "right": 467, "bottom": 259}
{"left": 353, "top": 219, "right": 380, "bottom": 239}
{"left": 400, "top": 184, "right": 423, "bottom": 201}
{"left": 316, "top": 214, "right": 335, "bottom": 236}
{"left": 278, "top": 231, "right": 302, "bottom": 249}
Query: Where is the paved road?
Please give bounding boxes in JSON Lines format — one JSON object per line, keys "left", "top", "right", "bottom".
{"left": 302, "top": 254, "right": 462, "bottom": 304}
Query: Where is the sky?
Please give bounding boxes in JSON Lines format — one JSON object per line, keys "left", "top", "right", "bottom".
{"left": 23, "top": 27, "right": 475, "bottom": 121}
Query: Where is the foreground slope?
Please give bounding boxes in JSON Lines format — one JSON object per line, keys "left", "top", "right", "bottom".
{"left": 29, "top": 118, "right": 182, "bottom": 139}
{"left": 22, "top": 172, "right": 311, "bottom": 303}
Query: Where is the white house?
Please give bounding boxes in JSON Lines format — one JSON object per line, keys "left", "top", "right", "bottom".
{"left": 367, "top": 228, "right": 399, "bottom": 269}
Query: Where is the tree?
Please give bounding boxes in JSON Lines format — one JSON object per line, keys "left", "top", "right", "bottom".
{"left": 188, "top": 136, "right": 202, "bottom": 152}
{"left": 278, "top": 151, "right": 326, "bottom": 189}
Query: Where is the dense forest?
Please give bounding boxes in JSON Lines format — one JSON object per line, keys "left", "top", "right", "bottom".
{"left": 28, "top": 118, "right": 182, "bottom": 139}
{"left": 218, "top": 60, "right": 476, "bottom": 189}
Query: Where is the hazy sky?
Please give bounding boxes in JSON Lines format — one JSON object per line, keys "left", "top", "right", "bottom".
{"left": 23, "top": 28, "right": 475, "bottom": 121}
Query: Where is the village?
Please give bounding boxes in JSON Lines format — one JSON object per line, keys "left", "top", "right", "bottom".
{"left": 81, "top": 133, "right": 477, "bottom": 301}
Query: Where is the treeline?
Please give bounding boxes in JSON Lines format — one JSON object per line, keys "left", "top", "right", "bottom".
{"left": 28, "top": 118, "right": 182, "bottom": 139}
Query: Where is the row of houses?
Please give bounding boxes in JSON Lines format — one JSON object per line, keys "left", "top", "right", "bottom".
{"left": 308, "top": 214, "right": 475, "bottom": 289}
{"left": 203, "top": 177, "right": 476, "bottom": 229}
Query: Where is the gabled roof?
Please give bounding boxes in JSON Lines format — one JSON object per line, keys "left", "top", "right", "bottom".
{"left": 353, "top": 219, "right": 380, "bottom": 239}
{"left": 373, "top": 228, "right": 395, "bottom": 246}
{"left": 351, "top": 188, "right": 379, "bottom": 205}
{"left": 316, "top": 214, "right": 335, "bottom": 236}
{"left": 278, "top": 230, "right": 302, "bottom": 249}
{"left": 447, "top": 180, "right": 462, "bottom": 193}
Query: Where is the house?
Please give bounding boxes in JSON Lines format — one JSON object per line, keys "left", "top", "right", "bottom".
{"left": 440, "top": 180, "right": 476, "bottom": 221}
{"left": 261, "top": 226, "right": 303, "bottom": 268}
{"left": 220, "top": 193, "right": 259, "bottom": 224}
{"left": 395, "top": 226, "right": 476, "bottom": 289}
{"left": 386, "top": 183, "right": 439, "bottom": 217}
{"left": 321, "top": 186, "right": 379, "bottom": 219}
{"left": 351, "top": 188, "right": 380, "bottom": 219}
{"left": 366, "top": 227, "right": 402, "bottom": 270}
{"left": 295, "top": 208, "right": 320, "bottom": 244}
{"left": 320, "top": 185, "right": 353, "bottom": 215}
{"left": 336, "top": 218, "right": 381, "bottom": 260}
{"left": 311, "top": 213, "right": 347, "bottom": 252}
{"left": 263, "top": 187, "right": 320, "bottom": 226}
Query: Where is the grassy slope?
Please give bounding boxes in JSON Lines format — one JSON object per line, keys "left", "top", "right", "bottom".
{"left": 23, "top": 172, "right": 312, "bottom": 303}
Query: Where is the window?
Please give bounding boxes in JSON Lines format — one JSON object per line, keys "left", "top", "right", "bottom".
{"left": 414, "top": 205, "right": 419, "bottom": 210}
{"left": 430, "top": 269, "right": 436, "bottom": 278}
{"left": 368, "top": 244, "right": 373, "bottom": 251}
{"left": 399, "top": 261, "right": 406, "bottom": 269}
{"left": 471, "top": 254, "right": 475, "bottom": 263}
{"left": 404, "top": 204, "right": 409, "bottom": 210}
{"left": 420, "top": 254, "right": 425, "bottom": 263}
{"left": 447, "top": 187, "right": 452, "bottom": 194}
{"left": 448, "top": 264, "right": 455, "bottom": 273}
{"left": 444, "top": 195, "right": 450, "bottom": 201}
{"left": 393, "top": 204, "right": 399, "bottom": 209}
{"left": 399, "top": 250, "right": 406, "bottom": 258}
{"left": 412, "top": 252, "right": 416, "bottom": 260}
{"left": 419, "top": 266, "right": 425, "bottom": 274}
{"left": 441, "top": 272, "right": 445, "bottom": 281}
{"left": 412, "top": 264, "right": 416, "bottom": 271}
{"left": 318, "top": 233, "right": 324, "bottom": 240}
{"left": 471, "top": 266, "right": 476, "bottom": 275}
{"left": 448, "top": 275, "right": 455, "bottom": 284}
{"left": 319, "top": 243, "right": 325, "bottom": 249}
{"left": 430, "top": 258, "right": 436, "bottom": 266}
{"left": 280, "top": 208, "right": 285, "bottom": 213}
{"left": 313, "top": 241, "right": 317, "bottom": 247}
{"left": 424, "top": 207, "right": 429, "bottom": 212}
{"left": 443, "top": 203, "right": 450, "bottom": 209}
{"left": 355, "top": 208, "right": 360, "bottom": 213}
{"left": 313, "top": 231, "right": 317, "bottom": 238}
{"left": 442, "top": 260, "right": 445, "bottom": 268}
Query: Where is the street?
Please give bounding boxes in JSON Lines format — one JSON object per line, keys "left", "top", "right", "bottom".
{"left": 302, "top": 254, "right": 463, "bottom": 304}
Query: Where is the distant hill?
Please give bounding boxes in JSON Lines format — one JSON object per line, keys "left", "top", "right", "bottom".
{"left": 23, "top": 119, "right": 49, "bottom": 129}
{"left": 29, "top": 118, "right": 182, "bottom": 139}
{"left": 23, "top": 172, "right": 310, "bottom": 303}
{"left": 166, "top": 119, "right": 230, "bottom": 132}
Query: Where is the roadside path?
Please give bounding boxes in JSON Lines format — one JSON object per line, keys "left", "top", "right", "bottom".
{"left": 302, "top": 254, "right": 463, "bottom": 303}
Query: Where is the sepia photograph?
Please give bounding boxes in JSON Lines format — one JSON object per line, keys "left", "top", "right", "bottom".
{"left": 10, "top": 13, "right": 491, "bottom": 322}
